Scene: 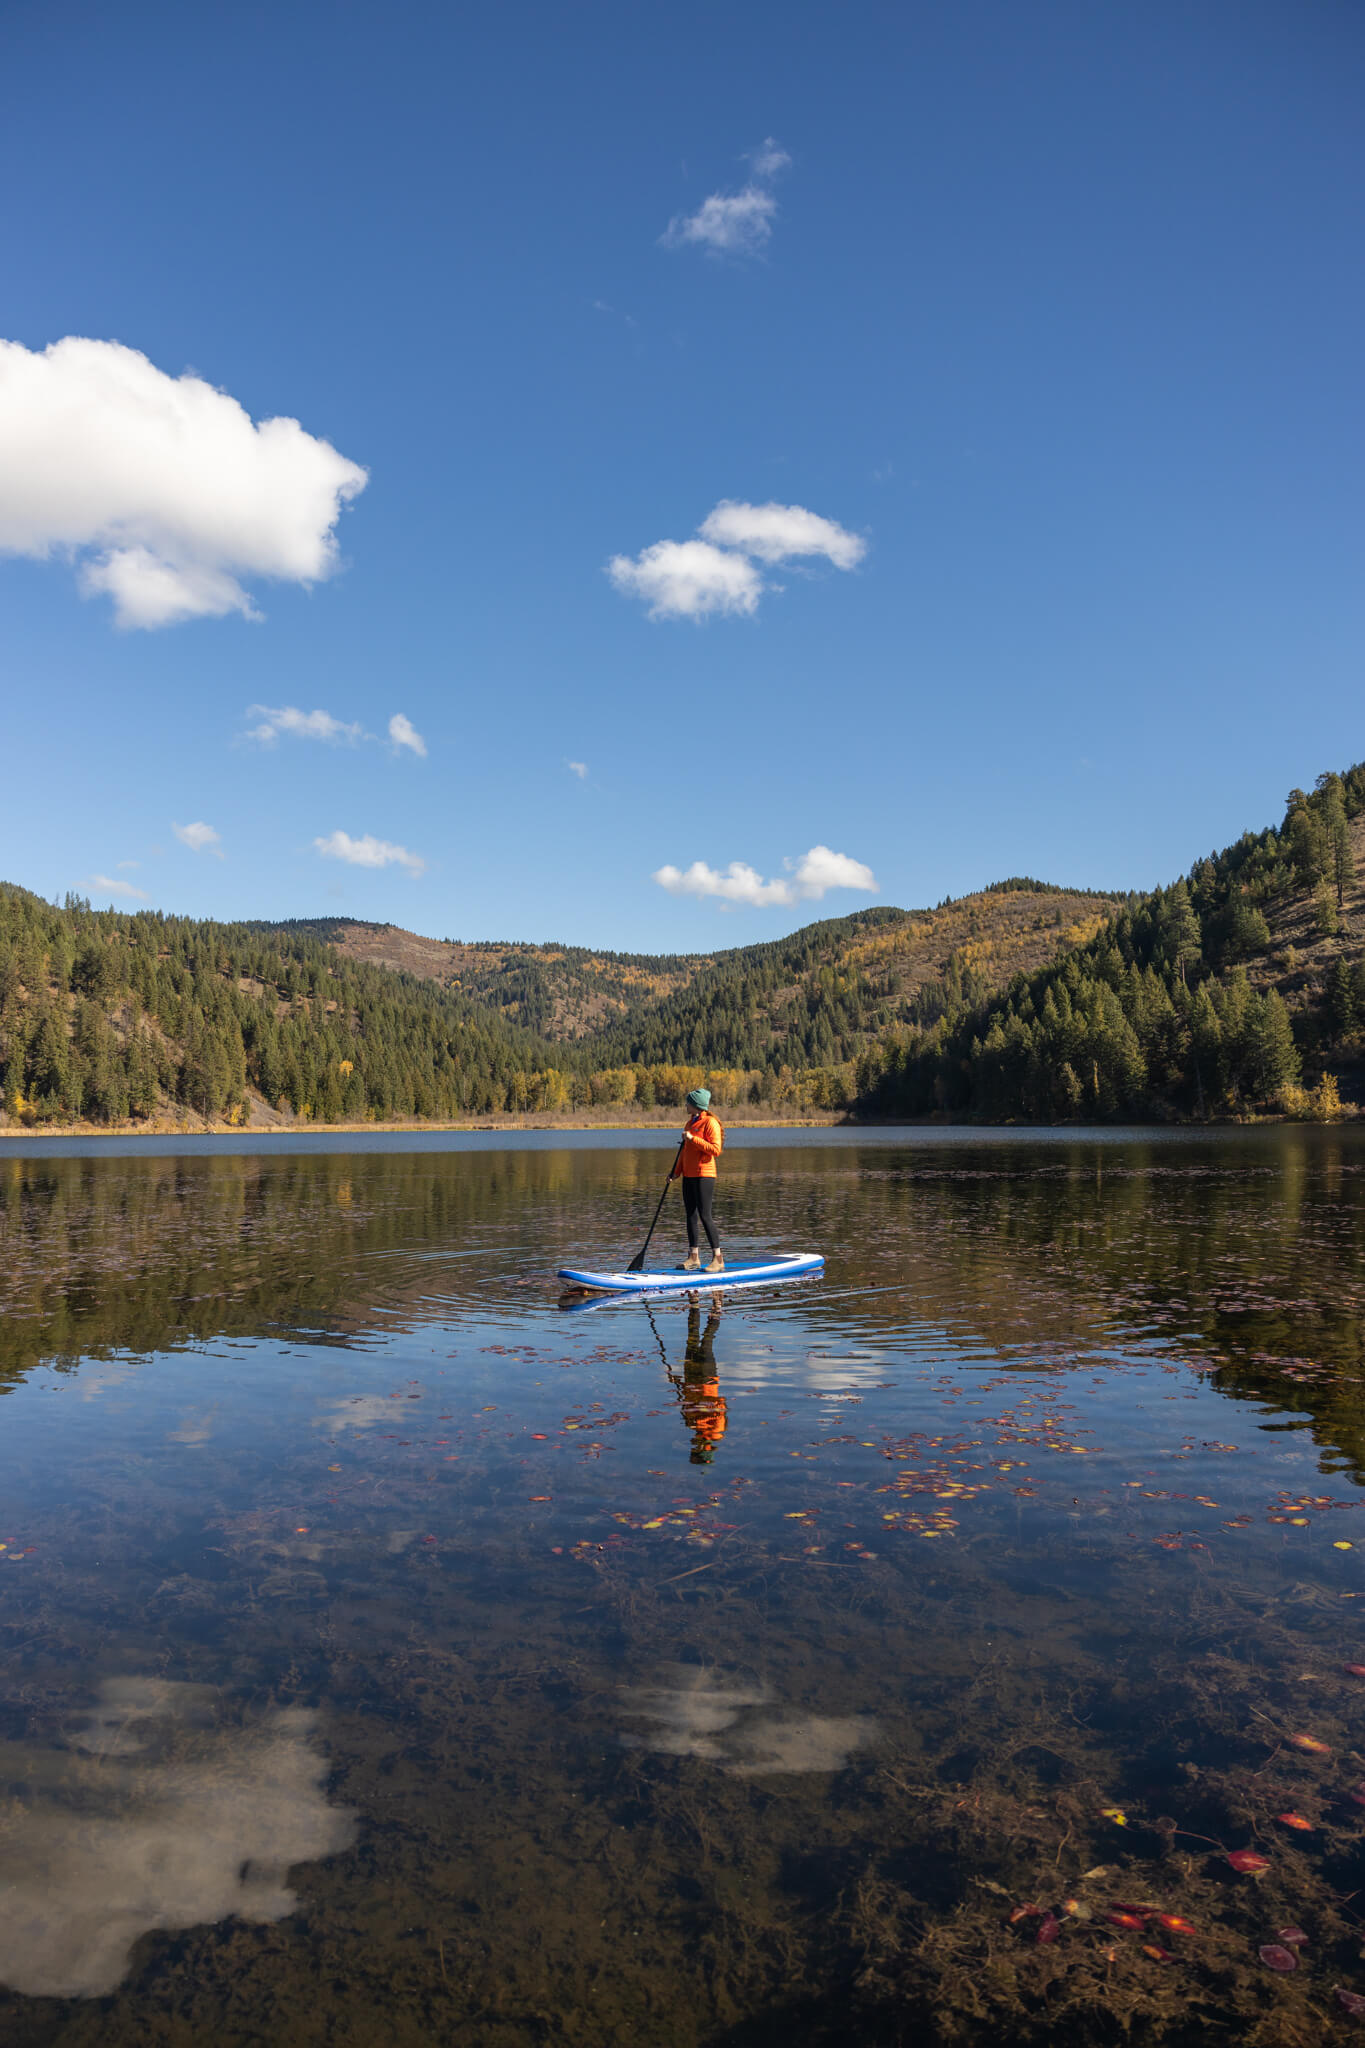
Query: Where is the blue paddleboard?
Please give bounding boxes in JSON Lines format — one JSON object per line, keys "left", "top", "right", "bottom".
{"left": 556, "top": 1252, "right": 823, "bottom": 1295}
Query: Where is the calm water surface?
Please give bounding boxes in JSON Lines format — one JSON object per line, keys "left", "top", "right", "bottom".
{"left": 3, "top": 1127, "right": 1365, "bottom": 2046}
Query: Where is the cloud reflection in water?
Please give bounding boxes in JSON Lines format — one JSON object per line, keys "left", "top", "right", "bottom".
{"left": 0, "top": 1678, "right": 356, "bottom": 1998}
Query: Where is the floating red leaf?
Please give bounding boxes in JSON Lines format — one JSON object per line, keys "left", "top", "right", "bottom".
{"left": 1036, "top": 1913, "right": 1061, "bottom": 1945}
{"left": 1228, "top": 1851, "right": 1271, "bottom": 1874}
{"left": 1259, "top": 1944, "right": 1298, "bottom": 1973}
{"left": 1275, "top": 1812, "right": 1314, "bottom": 1831}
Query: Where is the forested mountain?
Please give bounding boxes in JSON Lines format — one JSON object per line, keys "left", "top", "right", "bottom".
{"left": 256, "top": 918, "right": 707, "bottom": 1037}
{"left": 0, "top": 893, "right": 565, "bottom": 1126}
{"left": 2, "top": 765, "right": 1362, "bottom": 1129}
{"left": 855, "top": 767, "right": 1365, "bottom": 1122}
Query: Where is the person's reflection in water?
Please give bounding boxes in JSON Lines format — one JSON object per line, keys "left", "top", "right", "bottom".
{"left": 668, "top": 1295, "right": 728, "bottom": 1464}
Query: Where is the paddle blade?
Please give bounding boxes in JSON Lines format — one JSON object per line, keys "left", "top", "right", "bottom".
{"left": 625, "top": 1253, "right": 645, "bottom": 1273}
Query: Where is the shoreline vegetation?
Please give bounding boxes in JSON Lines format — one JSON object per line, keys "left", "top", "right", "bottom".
{"left": 2, "top": 764, "right": 1362, "bottom": 1137}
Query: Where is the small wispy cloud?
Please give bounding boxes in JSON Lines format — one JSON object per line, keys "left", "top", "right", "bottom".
{"left": 313, "top": 830, "right": 425, "bottom": 876}
{"left": 662, "top": 137, "right": 791, "bottom": 258}
{"left": 89, "top": 873, "right": 151, "bottom": 902}
{"left": 592, "top": 299, "right": 638, "bottom": 329}
{"left": 387, "top": 713, "right": 427, "bottom": 757}
{"left": 116, "top": 859, "right": 140, "bottom": 870}
{"left": 246, "top": 704, "right": 365, "bottom": 746}
{"left": 566, "top": 759, "right": 588, "bottom": 780}
{"left": 653, "top": 844, "right": 876, "bottom": 909}
{"left": 173, "top": 821, "right": 223, "bottom": 857}
{"left": 609, "top": 499, "right": 864, "bottom": 621}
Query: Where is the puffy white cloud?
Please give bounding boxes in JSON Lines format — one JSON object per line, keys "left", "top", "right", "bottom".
{"left": 607, "top": 538, "right": 763, "bottom": 620}
{"left": 663, "top": 137, "right": 791, "bottom": 257}
{"left": 314, "top": 829, "right": 425, "bottom": 876}
{"left": 609, "top": 499, "right": 864, "bottom": 621}
{"left": 246, "top": 704, "right": 365, "bottom": 746}
{"left": 89, "top": 873, "right": 150, "bottom": 902}
{"left": 566, "top": 759, "right": 588, "bottom": 779}
{"left": 173, "top": 821, "right": 223, "bottom": 857}
{"left": 387, "top": 712, "right": 427, "bottom": 757}
{"left": 0, "top": 337, "right": 367, "bottom": 628}
{"left": 653, "top": 844, "right": 876, "bottom": 909}
{"left": 699, "top": 499, "right": 865, "bottom": 570}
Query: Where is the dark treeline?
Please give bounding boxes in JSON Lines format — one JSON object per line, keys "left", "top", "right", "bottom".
{"left": 0, "top": 889, "right": 567, "bottom": 1125}
{"left": 856, "top": 767, "right": 1365, "bottom": 1122}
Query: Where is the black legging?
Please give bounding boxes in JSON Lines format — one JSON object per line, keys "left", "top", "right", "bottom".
{"left": 682, "top": 1176, "right": 719, "bottom": 1253}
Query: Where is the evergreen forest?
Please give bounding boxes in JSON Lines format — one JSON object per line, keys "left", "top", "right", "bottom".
{"left": 1, "top": 765, "right": 1362, "bottom": 1129}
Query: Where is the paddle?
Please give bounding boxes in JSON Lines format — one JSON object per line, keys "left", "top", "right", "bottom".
{"left": 626, "top": 1132, "right": 687, "bottom": 1273}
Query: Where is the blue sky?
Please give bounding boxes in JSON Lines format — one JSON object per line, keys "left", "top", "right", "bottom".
{"left": 1, "top": 0, "right": 1361, "bottom": 952}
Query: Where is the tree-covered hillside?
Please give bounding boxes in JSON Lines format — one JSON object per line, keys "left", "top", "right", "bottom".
{"left": 0, "top": 891, "right": 565, "bottom": 1126}
{"left": 855, "top": 768, "right": 1365, "bottom": 1122}
{"left": 3, "top": 766, "right": 1362, "bottom": 1130}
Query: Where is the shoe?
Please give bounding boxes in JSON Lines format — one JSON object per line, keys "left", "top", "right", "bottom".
{"left": 704, "top": 1252, "right": 724, "bottom": 1274}
{"left": 682, "top": 1249, "right": 701, "bottom": 1272}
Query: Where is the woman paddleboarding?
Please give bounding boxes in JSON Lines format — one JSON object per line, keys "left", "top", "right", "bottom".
{"left": 672, "top": 1087, "right": 724, "bottom": 1273}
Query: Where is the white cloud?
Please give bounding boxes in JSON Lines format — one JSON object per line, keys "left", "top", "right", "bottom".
{"left": 566, "top": 759, "right": 588, "bottom": 779}
{"left": 89, "top": 873, "right": 150, "bottom": 902}
{"left": 607, "top": 538, "right": 763, "bottom": 620}
{"left": 749, "top": 138, "right": 792, "bottom": 180}
{"left": 664, "top": 186, "right": 778, "bottom": 257}
{"left": 173, "top": 821, "right": 223, "bottom": 857}
{"left": 663, "top": 137, "right": 790, "bottom": 257}
{"left": 653, "top": 844, "right": 876, "bottom": 909}
{"left": 116, "top": 859, "right": 139, "bottom": 870}
{"left": 246, "top": 704, "right": 365, "bottom": 746}
{"left": 0, "top": 337, "right": 367, "bottom": 628}
{"left": 699, "top": 499, "right": 865, "bottom": 570}
{"left": 609, "top": 499, "right": 864, "bottom": 621}
{"left": 314, "top": 829, "right": 425, "bottom": 876}
{"left": 387, "top": 712, "right": 427, "bottom": 757}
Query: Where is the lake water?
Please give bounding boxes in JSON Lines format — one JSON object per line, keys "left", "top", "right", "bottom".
{"left": 3, "top": 1126, "right": 1365, "bottom": 2046}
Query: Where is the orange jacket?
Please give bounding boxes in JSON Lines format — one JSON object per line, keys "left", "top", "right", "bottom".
{"left": 683, "top": 1380, "right": 728, "bottom": 1444}
{"left": 672, "top": 1110, "right": 723, "bottom": 1179}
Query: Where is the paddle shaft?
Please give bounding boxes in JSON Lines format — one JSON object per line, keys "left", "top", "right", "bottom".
{"left": 626, "top": 1133, "right": 687, "bottom": 1273}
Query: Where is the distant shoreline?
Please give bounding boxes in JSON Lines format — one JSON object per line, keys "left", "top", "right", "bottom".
{"left": 0, "top": 1109, "right": 847, "bottom": 1141}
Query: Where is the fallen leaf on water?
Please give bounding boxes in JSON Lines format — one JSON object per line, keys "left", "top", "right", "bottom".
{"left": 1100, "top": 1806, "right": 1128, "bottom": 1827}
{"left": 1276, "top": 1927, "right": 1309, "bottom": 1946}
{"left": 1007, "top": 1903, "right": 1041, "bottom": 1925}
{"left": 1289, "top": 1733, "right": 1332, "bottom": 1755}
{"left": 1142, "top": 1945, "right": 1175, "bottom": 1962}
{"left": 1228, "top": 1851, "right": 1271, "bottom": 1874}
{"left": 1107, "top": 1912, "right": 1147, "bottom": 1931}
{"left": 1260, "top": 1944, "right": 1298, "bottom": 1973}
{"left": 1344, "top": 1664, "right": 1365, "bottom": 1678}
{"left": 1156, "top": 1914, "right": 1196, "bottom": 1935}
{"left": 1275, "top": 1813, "right": 1314, "bottom": 1831}
{"left": 1336, "top": 1986, "right": 1365, "bottom": 2017}
{"left": 1036, "top": 1913, "right": 1060, "bottom": 1945}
